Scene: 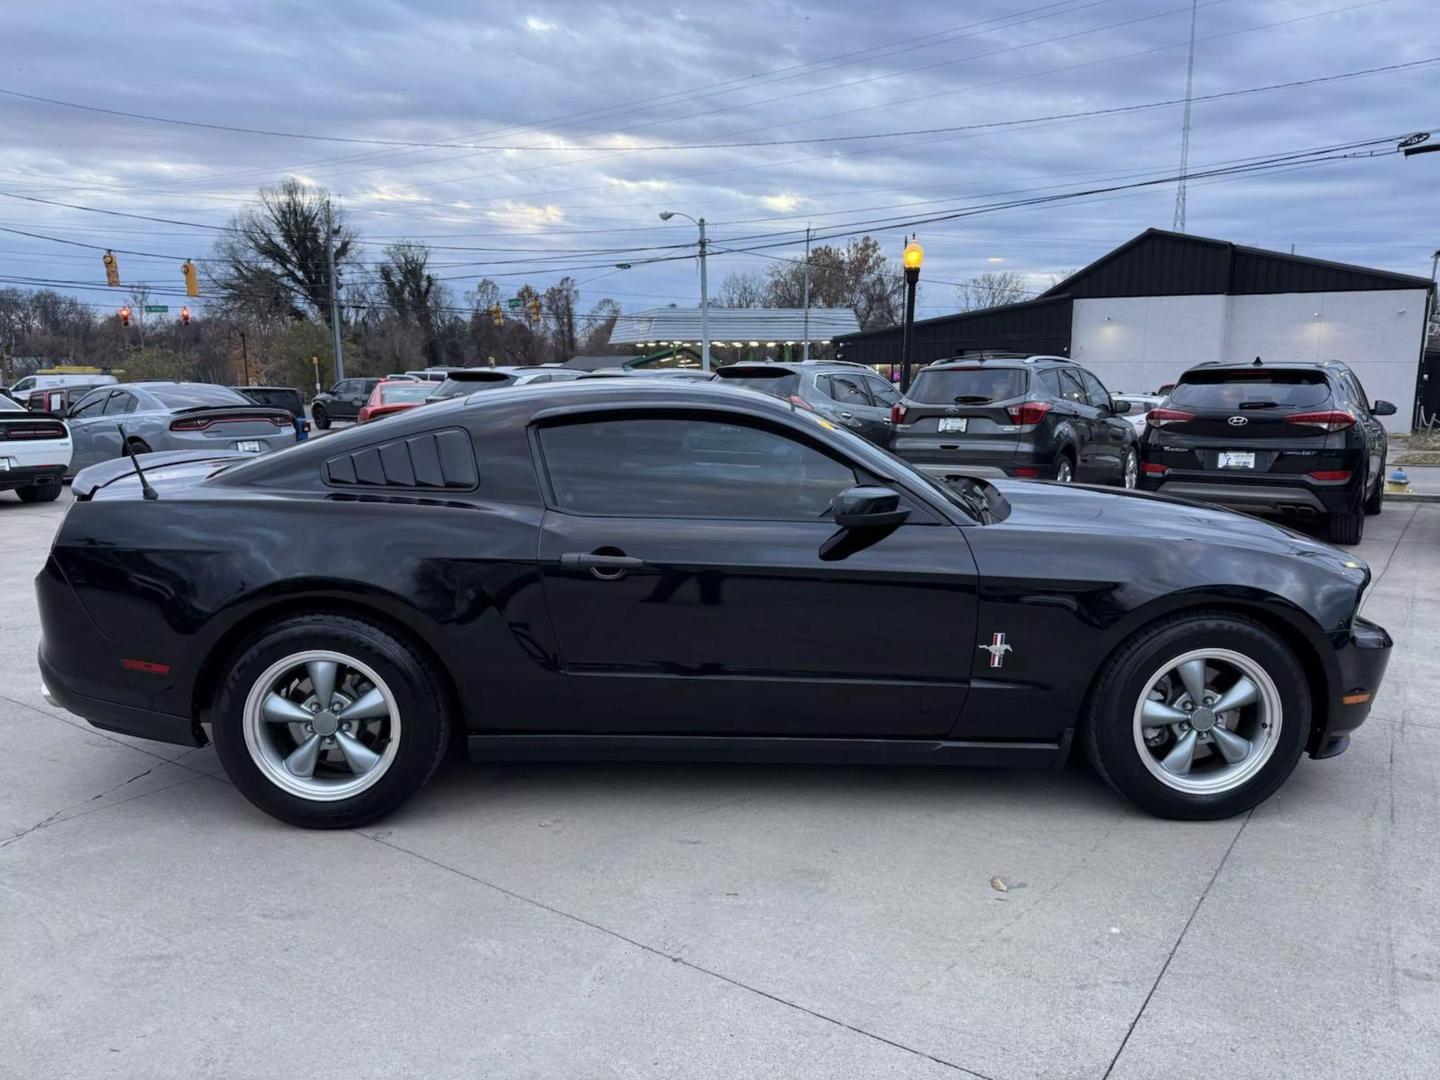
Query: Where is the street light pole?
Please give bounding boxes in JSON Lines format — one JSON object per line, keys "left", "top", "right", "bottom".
{"left": 660, "top": 210, "right": 711, "bottom": 372}
{"left": 801, "top": 225, "right": 812, "bottom": 362}
{"left": 900, "top": 236, "right": 924, "bottom": 392}
{"left": 325, "top": 199, "right": 345, "bottom": 381}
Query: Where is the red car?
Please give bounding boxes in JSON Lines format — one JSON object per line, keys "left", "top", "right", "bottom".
{"left": 357, "top": 379, "right": 436, "bottom": 423}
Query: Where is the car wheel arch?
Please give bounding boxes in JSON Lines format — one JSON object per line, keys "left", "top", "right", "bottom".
{"left": 1075, "top": 592, "right": 1336, "bottom": 761}
{"left": 192, "top": 592, "right": 464, "bottom": 737}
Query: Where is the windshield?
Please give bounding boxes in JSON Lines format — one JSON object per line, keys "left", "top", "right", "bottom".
{"left": 149, "top": 384, "right": 250, "bottom": 408}
{"left": 431, "top": 374, "right": 513, "bottom": 399}
{"left": 379, "top": 383, "right": 436, "bottom": 404}
{"left": 909, "top": 367, "right": 1028, "bottom": 403}
{"left": 714, "top": 369, "right": 800, "bottom": 397}
{"left": 0, "top": 395, "right": 23, "bottom": 412}
{"left": 1170, "top": 369, "right": 1331, "bottom": 409}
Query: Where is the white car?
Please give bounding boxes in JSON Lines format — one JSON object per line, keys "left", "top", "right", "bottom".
{"left": 0, "top": 394, "right": 71, "bottom": 503}
{"left": 1112, "top": 393, "right": 1167, "bottom": 435}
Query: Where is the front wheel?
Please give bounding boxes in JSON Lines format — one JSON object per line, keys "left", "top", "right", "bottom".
{"left": 1083, "top": 612, "right": 1310, "bottom": 819}
{"left": 1053, "top": 454, "right": 1074, "bottom": 483}
{"left": 1118, "top": 447, "right": 1138, "bottom": 489}
{"left": 211, "top": 614, "right": 450, "bottom": 828}
{"left": 312, "top": 405, "right": 331, "bottom": 430}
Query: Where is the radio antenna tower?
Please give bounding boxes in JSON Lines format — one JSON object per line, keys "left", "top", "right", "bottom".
{"left": 1172, "top": 0, "right": 1199, "bottom": 232}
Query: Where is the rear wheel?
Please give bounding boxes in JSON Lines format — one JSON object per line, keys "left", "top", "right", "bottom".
{"left": 124, "top": 437, "right": 151, "bottom": 457}
{"left": 1083, "top": 612, "right": 1309, "bottom": 819}
{"left": 211, "top": 614, "right": 449, "bottom": 828}
{"left": 1053, "top": 453, "right": 1075, "bottom": 483}
{"left": 1118, "top": 447, "right": 1138, "bottom": 489}
{"left": 1325, "top": 480, "right": 1366, "bottom": 545}
{"left": 16, "top": 482, "right": 61, "bottom": 503}
{"left": 312, "top": 405, "right": 330, "bottom": 430}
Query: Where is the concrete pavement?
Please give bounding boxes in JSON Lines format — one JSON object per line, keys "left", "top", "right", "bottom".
{"left": 2, "top": 488, "right": 1437, "bottom": 1079}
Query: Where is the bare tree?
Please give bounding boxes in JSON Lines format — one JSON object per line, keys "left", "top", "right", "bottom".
{"left": 762, "top": 236, "right": 903, "bottom": 330}
{"left": 580, "top": 298, "right": 623, "bottom": 354}
{"left": 542, "top": 276, "right": 580, "bottom": 359}
{"left": 955, "top": 271, "right": 1031, "bottom": 312}
{"left": 212, "top": 179, "right": 357, "bottom": 323}
{"left": 718, "top": 271, "right": 767, "bottom": 308}
{"left": 377, "top": 241, "right": 444, "bottom": 365}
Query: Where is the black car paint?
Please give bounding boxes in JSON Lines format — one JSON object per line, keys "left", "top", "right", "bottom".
{"left": 312, "top": 378, "right": 381, "bottom": 423}
{"left": 39, "top": 383, "right": 1388, "bottom": 771}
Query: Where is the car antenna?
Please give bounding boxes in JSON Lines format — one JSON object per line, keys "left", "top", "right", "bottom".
{"left": 1253, "top": 356, "right": 1263, "bottom": 366}
{"left": 117, "top": 424, "right": 159, "bottom": 501}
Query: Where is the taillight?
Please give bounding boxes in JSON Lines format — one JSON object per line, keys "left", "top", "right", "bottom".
{"left": 787, "top": 394, "right": 814, "bottom": 412}
{"left": 1285, "top": 410, "right": 1356, "bottom": 432}
{"left": 1146, "top": 408, "right": 1196, "bottom": 428}
{"left": 1006, "top": 401, "right": 1052, "bottom": 427}
{"left": 3, "top": 423, "right": 66, "bottom": 439}
{"left": 1307, "top": 469, "right": 1353, "bottom": 481}
{"left": 890, "top": 402, "right": 907, "bottom": 425}
{"left": 1141, "top": 462, "right": 1169, "bottom": 475}
{"left": 170, "top": 413, "right": 290, "bottom": 432}
{"left": 1011, "top": 466, "right": 1040, "bottom": 478}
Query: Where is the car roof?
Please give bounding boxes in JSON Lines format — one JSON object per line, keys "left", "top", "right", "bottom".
{"left": 923, "top": 354, "right": 1073, "bottom": 369}
{"left": 1185, "top": 359, "right": 1345, "bottom": 374}
{"left": 716, "top": 360, "right": 874, "bottom": 374}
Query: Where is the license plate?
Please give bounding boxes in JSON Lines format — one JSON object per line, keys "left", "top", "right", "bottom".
{"left": 938, "top": 418, "right": 968, "bottom": 433}
{"left": 235, "top": 440, "right": 264, "bottom": 453}
{"left": 1217, "top": 451, "right": 1255, "bottom": 469}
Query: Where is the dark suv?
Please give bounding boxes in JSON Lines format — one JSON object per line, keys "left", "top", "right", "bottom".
{"left": 311, "top": 378, "right": 381, "bottom": 429}
{"left": 1137, "top": 359, "right": 1394, "bottom": 545}
{"left": 713, "top": 361, "right": 900, "bottom": 446}
{"left": 890, "top": 355, "right": 1137, "bottom": 485}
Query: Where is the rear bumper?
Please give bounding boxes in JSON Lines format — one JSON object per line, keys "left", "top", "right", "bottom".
{"left": 1309, "top": 616, "right": 1391, "bottom": 758}
{"left": 39, "top": 647, "right": 203, "bottom": 747}
{"left": 0, "top": 462, "right": 66, "bottom": 491}
{"left": 1142, "top": 475, "right": 1358, "bottom": 515}
{"left": 893, "top": 437, "right": 1053, "bottom": 479}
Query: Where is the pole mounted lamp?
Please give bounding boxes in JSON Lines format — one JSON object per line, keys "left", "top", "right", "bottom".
{"left": 899, "top": 237, "right": 924, "bottom": 392}
{"left": 660, "top": 211, "right": 711, "bottom": 372}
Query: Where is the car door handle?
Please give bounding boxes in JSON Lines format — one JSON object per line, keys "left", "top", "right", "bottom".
{"left": 838, "top": 411, "right": 854, "bottom": 419}
{"left": 559, "top": 551, "right": 645, "bottom": 579}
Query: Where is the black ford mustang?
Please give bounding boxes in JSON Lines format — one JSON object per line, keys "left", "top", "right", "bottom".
{"left": 38, "top": 382, "right": 1391, "bottom": 828}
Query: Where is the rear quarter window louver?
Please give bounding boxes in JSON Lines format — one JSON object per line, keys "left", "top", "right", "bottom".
{"left": 324, "top": 428, "right": 478, "bottom": 490}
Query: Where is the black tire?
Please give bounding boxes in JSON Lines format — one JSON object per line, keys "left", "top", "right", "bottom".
{"left": 1082, "top": 611, "right": 1310, "bottom": 820}
{"left": 1116, "top": 446, "right": 1138, "bottom": 489}
{"left": 312, "top": 405, "right": 330, "bottom": 430}
{"left": 16, "top": 482, "right": 61, "bottom": 503}
{"left": 1325, "top": 485, "right": 1365, "bottom": 545}
{"left": 1053, "top": 451, "right": 1076, "bottom": 483}
{"left": 211, "top": 613, "right": 450, "bottom": 828}
{"left": 1364, "top": 458, "right": 1384, "bottom": 515}
{"left": 124, "top": 437, "right": 152, "bottom": 457}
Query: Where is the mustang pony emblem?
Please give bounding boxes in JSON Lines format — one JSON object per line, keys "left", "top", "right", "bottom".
{"left": 978, "top": 633, "right": 1013, "bottom": 668}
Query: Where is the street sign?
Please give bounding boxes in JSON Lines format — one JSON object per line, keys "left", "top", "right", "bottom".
{"left": 507, "top": 298, "right": 522, "bottom": 309}
{"left": 143, "top": 305, "right": 169, "bottom": 314}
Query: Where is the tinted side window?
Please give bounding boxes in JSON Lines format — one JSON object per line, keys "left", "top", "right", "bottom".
{"left": 540, "top": 417, "right": 856, "bottom": 520}
{"left": 70, "top": 390, "right": 109, "bottom": 418}
{"left": 101, "top": 390, "right": 130, "bottom": 415}
{"left": 1079, "top": 370, "right": 1112, "bottom": 409}
{"left": 1036, "top": 370, "right": 1063, "bottom": 398}
{"left": 1339, "top": 372, "right": 1369, "bottom": 412}
{"left": 864, "top": 375, "right": 899, "bottom": 406}
{"left": 1055, "top": 369, "right": 1087, "bottom": 404}
{"left": 827, "top": 374, "right": 872, "bottom": 406}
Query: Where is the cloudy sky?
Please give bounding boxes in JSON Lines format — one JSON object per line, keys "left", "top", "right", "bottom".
{"left": 2, "top": 0, "right": 1436, "bottom": 320}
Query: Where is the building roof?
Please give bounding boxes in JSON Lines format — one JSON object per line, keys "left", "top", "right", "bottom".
{"left": 1039, "top": 228, "right": 1435, "bottom": 299}
{"left": 607, "top": 307, "right": 861, "bottom": 347}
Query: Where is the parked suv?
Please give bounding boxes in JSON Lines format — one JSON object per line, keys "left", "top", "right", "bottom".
{"left": 890, "top": 355, "right": 1137, "bottom": 485}
{"left": 713, "top": 361, "right": 900, "bottom": 446}
{"left": 1137, "top": 359, "right": 1393, "bottom": 544}
{"left": 311, "top": 378, "right": 381, "bottom": 429}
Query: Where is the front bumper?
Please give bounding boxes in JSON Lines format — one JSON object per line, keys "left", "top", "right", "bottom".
{"left": 1309, "top": 615, "right": 1392, "bottom": 758}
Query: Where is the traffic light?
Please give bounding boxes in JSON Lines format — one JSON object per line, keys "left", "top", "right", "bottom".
{"left": 103, "top": 251, "right": 120, "bottom": 287}
{"left": 490, "top": 303, "right": 503, "bottom": 327}
{"left": 180, "top": 306, "right": 191, "bottom": 326}
{"left": 117, "top": 305, "right": 132, "bottom": 327}
{"left": 181, "top": 260, "right": 199, "bottom": 297}
{"left": 527, "top": 298, "right": 542, "bottom": 326}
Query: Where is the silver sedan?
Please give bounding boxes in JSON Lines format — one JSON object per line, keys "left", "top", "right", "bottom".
{"left": 64, "top": 382, "right": 297, "bottom": 475}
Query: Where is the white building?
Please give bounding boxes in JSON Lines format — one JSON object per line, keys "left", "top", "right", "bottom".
{"left": 836, "top": 230, "right": 1434, "bottom": 432}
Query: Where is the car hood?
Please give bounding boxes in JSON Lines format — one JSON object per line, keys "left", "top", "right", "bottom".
{"left": 990, "top": 478, "right": 1368, "bottom": 573}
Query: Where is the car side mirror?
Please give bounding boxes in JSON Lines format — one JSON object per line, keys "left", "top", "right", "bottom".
{"left": 833, "top": 485, "right": 910, "bottom": 529}
{"left": 1109, "top": 399, "right": 1132, "bottom": 415}
{"left": 1371, "top": 400, "right": 1396, "bottom": 417}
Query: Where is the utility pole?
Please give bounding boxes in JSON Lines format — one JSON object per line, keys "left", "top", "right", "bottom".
{"left": 801, "top": 225, "right": 813, "bottom": 362}
{"left": 697, "top": 217, "right": 711, "bottom": 372}
{"left": 1172, "top": 0, "right": 1199, "bottom": 232}
{"left": 239, "top": 329, "right": 251, "bottom": 385}
{"left": 325, "top": 199, "right": 345, "bottom": 381}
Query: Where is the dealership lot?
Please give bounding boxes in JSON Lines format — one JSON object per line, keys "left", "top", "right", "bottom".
{"left": 2, "top": 490, "right": 1437, "bottom": 1079}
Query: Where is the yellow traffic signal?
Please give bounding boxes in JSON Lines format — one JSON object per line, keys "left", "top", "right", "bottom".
{"left": 103, "top": 250, "right": 120, "bottom": 287}
{"left": 490, "top": 304, "right": 503, "bottom": 327}
{"left": 528, "top": 298, "right": 542, "bottom": 325}
{"left": 182, "top": 260, "right": 199, "bottom": 297}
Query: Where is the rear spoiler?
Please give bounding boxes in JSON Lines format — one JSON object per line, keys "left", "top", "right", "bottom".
{"left": 71, "top": 449, "right": 253, "bottom": 499}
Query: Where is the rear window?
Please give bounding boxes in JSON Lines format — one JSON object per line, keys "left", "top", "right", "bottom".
{"left": 238, "top": 388, "right": 303, "bottom": 415}
{"left": 431, "top": 373, "right": 514, "bottom": 399}
{"left": 714, "top": 368, "right": 800, "bottom": 398}
{"left": 379, "top": 383, "right": 436, "bottom": 404}
{"left": 908, "top": 367, "right": 1028, "bottom": 404}
{"left": 1170, "top": 370, "right": 1331, "bottom": 409}
{"left": 149, "top": 384, "right": 250, "bottom": 408}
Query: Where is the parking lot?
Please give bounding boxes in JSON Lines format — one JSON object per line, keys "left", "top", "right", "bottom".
{"left": 1, "top": 488, "right": 1437, "bottom": 1080}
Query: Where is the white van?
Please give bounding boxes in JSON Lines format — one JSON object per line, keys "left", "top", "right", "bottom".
{"left": 6, "top": 373, "right": 118, "bottom": 395}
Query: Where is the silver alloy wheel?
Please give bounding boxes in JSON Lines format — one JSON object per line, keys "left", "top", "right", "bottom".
{"left": 1132, "top": 648, "right": 1282, "bottom": 795}
{"left": 1123, "top": 449, "right": 1138, "bottom": 489}
{"left": 1055, "top": 458, "right": 1074, "bottom": 483}
{"left": 241, "top": 650, "right": 401, "bottom": 802}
